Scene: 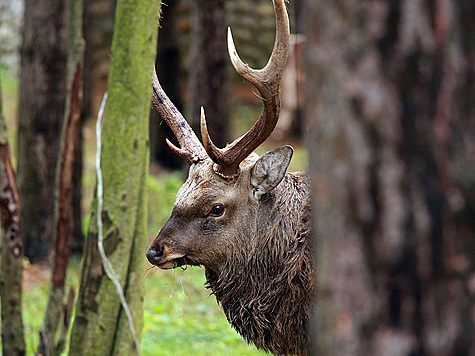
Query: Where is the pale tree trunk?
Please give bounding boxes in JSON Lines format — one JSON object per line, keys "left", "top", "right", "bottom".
{"left": 17, "top": 0, "right": 67, "bottom": 262}
{"left": 303, "top": 0, "right": 475, "bottom": 355}
{"left": 37, "top": 0, "right": 84, "bottom": 353}
{"left": 0, "top": 75, "right": 26, "bottom": 356}
{"left": 68, "top": 0, "right": 160, "bottom": 354}
{"left": 190, "top": 0, "right": 229, "bottom": 147}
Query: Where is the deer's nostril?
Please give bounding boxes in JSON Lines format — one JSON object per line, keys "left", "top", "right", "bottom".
{"left": 146, "top": 249, "right": 156, "bottom": 264}
{"left": 156, "top": 245, "right": 164, "bottom": 258}
{"left": 146, "top": 246, "right": 165, "bottom": 264}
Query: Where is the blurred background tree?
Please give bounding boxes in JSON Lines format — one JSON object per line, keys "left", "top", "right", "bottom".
{"left": 16, "top": 0, "right": 67, "bottom": 262}
{"left": 189, "top": 0, "right": 229, "bottom": 148}
{"left": 303, "top": 1, "right": 475, "bottom": 355}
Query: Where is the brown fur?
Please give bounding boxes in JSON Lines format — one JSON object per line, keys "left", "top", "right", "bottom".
{"left": 148, "top": 158, "right": 314, "bottom": 355}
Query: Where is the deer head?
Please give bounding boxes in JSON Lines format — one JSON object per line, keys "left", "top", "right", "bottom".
{"left": 146, "top": 0, "right": 291, "bottom": 271}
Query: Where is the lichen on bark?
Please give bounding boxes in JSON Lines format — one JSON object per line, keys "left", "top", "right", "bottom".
{"left": 68, "top": 0, "right": 160, "bottom": 354}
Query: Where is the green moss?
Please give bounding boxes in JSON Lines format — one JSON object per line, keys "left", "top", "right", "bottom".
{"left": 68, "top": 0, "right": 161, "bottom": 354}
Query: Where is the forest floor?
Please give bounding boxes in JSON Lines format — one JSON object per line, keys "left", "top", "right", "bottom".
{"left": 1, "top": 64, "right": 306, "bottom": 355}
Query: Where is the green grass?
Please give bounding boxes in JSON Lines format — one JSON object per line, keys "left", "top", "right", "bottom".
{"left": 143, "top": 267, "right": 265, "bottom": 356}
{"left": 21, "top": 257, "right": 82, "bottom": 355}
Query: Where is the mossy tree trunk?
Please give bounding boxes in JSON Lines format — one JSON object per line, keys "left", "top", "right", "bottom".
{"left": 68, "top": 0, "right": 160, "bottom": 354}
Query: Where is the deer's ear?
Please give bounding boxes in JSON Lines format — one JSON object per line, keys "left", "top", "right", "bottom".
{"left": 250, "top": 146, "right": 293, "bottom": 201}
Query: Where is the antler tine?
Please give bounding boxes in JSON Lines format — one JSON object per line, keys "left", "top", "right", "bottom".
{"left": 152, "top": 69, "right": 207, "bottom": 165}
{"left": 201, "top": 0, "right": 290, "bottom": 178}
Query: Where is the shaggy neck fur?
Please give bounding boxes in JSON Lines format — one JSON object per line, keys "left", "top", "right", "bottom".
{"left": 205, "top": 172, "right": 314, "bottom": 356}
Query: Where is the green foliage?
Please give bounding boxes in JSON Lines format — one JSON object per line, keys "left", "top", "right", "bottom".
{"left": 0, "top": 65, "right": 18, "bottom": 161}
{"left": 0, "top": 65, "right": 17, "bottom": 95}
{"left": 147, "top": 173, "right": 183, "bottom": 234}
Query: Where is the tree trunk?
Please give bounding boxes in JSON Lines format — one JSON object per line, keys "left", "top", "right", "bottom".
{"left": 150, "top": 0, "right": 183, "bottom": 170}
{"left": 17, "top": 0, "right": 67, "bottom": 262}
{"left": 82, "top": 0, "right": 116, "bottom": 122}
{"left": 302, "top": 0, "right": 475, "bottom": 355}
{"left": 0, "top": 75, "right": 26, "bottom": 356}
{"left": 68, "top": 0, "right": 160, "bottom": 354}
{"left": 37, "top": 0, "right": 84, "bottom": 352}
{"left": 74, "top": 0, "right": 117, "bottom": 254}
{"left": 190, "top": 0, "right": 229, "bottom": 148}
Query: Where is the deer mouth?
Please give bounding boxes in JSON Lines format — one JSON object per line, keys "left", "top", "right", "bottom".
{"left": 147, "top": 246, "right": 188, "bottom": 269}
{"left": 156, "top": 255, "right": 187, "bottom": 270}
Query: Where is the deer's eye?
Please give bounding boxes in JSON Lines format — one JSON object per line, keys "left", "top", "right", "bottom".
{"left": 209, "top": 205, "right": 225, "bottom": 217}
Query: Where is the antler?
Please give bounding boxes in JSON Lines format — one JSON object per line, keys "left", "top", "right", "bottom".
{"left": 201, "top": 0, "right": 290, "bottom": 178}
{"left": 151, "top": 69, "right": 207, "bottom": 165}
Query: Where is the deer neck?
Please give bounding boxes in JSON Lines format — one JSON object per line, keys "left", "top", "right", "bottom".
{"left": 204, "top": 172, "right": 313, "bottom": 356}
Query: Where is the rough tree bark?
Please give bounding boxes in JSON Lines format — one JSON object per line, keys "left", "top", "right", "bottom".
{"left": 68, "top": 0, "right": 160, "bottom": 354}
{"left": 17, "top": 0, "right": 67, "bottom": 262}
{"left": 37, "top": 0, "right": 84, "bottom": 352}
{"left": 190, "top": 0, "right": 229, "bottom": 148}
{"left": 303, "top": 0, "right": 474, "bottom": 355}
{"left": 0, "top": 75, "right": 26, "bottom": 356}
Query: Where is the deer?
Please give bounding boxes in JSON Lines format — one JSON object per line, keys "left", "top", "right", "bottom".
{"left": 146, "top": 1, "right": 314, "bottom": 355}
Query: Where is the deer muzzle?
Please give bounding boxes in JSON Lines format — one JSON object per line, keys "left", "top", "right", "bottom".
{"left": 146, "top": 244, "right": 186, "bottom": 269}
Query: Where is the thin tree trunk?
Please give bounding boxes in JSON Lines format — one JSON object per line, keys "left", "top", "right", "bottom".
{"left": 0, "top": 75, "right": 26, "bottom": 356}
{"left": 190, "top": 0, "right": 228, "bottom": 147}
{"left": 17, "top": 0, "right": 67, "bottom": 262}
{"left": 38, "top": 0, "right": 84, "bottom": 350}
{"left": 68, "top": 0, "right": 160, "bottom": 353}
{"left": 82, "top": 0, "right": 116, "bottom": 122}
